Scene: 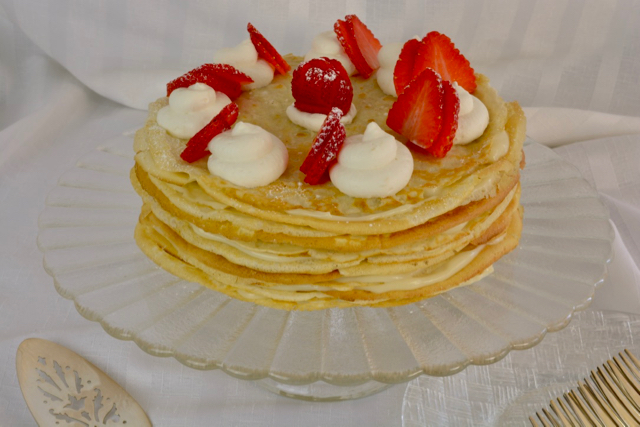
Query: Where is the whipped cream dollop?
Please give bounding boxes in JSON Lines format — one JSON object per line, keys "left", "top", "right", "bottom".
{"left": 286, "top": 103, "right": 357, "bottom": 132}
{"left": 213, "top": 39, "right": 274, "bottom": 90}
{"left": 376, "top": 42, "right": 404, "bottom": 97}
{"left": 330, "top": 122, "right": 413, "bottom": 198}
{"left": 304, "top": 31, "right": 356, "bottom": 75}
{"left": 157, "top": 83, "right": 231, "bottom": 139}
{"left": 452, "top": 82, "right": 489, "bottom": 145}
{"left": 207, "top": 122, "right": 288, "bottom": 188}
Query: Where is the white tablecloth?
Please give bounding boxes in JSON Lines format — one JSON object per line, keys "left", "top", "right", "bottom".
{"left": 1, "top": 1, "right": 638, "bottom": 425}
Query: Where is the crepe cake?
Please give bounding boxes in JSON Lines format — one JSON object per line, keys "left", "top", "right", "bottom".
{"left": 131, "top": 18, "right": 526, "bottom": 310}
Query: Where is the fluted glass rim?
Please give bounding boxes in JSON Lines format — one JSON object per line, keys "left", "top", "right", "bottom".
{"left": 38, "top": 136, "right": 613, "bottom": 386}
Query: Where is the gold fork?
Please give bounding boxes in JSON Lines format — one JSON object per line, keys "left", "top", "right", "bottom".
{"left": 530, "top": 350, "right": 640, "bottom": 427}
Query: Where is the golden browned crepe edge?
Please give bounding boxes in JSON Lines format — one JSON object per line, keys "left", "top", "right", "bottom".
{"left": 322, "top": 207, "right": 522, "bottom": 305}
{"left": 135, "top": 187, "right": 518, "bottom": 277}
{"left": 132, "top": 163, "right": 520, "bottom": 253}
{"left": 133, "top": 201, "right": 522, "bottom": 310}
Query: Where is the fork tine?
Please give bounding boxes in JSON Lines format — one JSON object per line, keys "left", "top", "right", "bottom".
{"left": 567, "top": 389, "right": 604, "bottom": 427}
{"left": 619, "top": 353, "right": 640, "bottom": 383}
{"left": 606, "top": 360, "right": 640, "bottom": 414}
{"left": 623, "top": 350, "right": 640, "bottom": 373}
{"left": 614, "top": 356, "right": 640, "bottom": 395}
{"left": 530, "top": 351, "right": 640, "bottom": 426}
{"left": 543, "top": 407, "right": 563, "bottom": 427}
{"left": 581, "top": 378, "right": 624, "bottom": 426}
{"left": 577, "top": 382, "right": 615, "bottom": 426}
{"left": 557, "top": 397, "right": 582, "bottom": 427}
{"left": 550, "top": 398, "right": 578, "bottom": 426}
{"left": 536, "top": 410, "right": 554, "bottom": 427}
{"left": 591, "top": 367, "right": 640, "bottom": 425}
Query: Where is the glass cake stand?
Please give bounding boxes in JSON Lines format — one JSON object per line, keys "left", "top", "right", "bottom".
{"left": 37, "top": 135, "right": 613, "bottom": 401}
{"left": 402, "top": 310, "right": 640, "bottom": 426}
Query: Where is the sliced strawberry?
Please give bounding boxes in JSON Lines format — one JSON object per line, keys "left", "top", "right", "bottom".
{"left": 300, "top": 109, "right": 343, "bottom": 174}
{"left": 349, "top": 15, "right": 382, "bottom": 71}
{"left": 300, "top": 107, "right": 346, "bottom": 185}
{"left": 386, "top": 68, "right": 444, "bottom": 150}
{"left": 418, "top": 31, "right": 476, "bottom": 93}
{"left": 424, "top": 80, "right": 460, "bottom": 158}
{"left": 291, "top": 58, "right": 353, "bottom": 115}
{"left": 334, "top": 19, "right": 367, "bottom": 75}
{"left": 247, "top": 23, "right": 291, "bottom": 75}
{"left": 393, "top": 38, "right": 424, "bottom": 96}
{"left": 167, "top": 64, "right": 253, "bottom": 100}
{"left": 334, "top": 15, "right": 381, "bottom": 79}
{"left": 180, "top": 102, "right": 239, "bottom": 163}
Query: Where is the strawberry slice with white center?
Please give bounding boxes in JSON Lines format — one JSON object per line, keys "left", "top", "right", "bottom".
{"left": 167, "top": 64, "right": 253, "bottom": 100}
{"left": 247, "top": 23, "right": 291, "bottom": 75}
{"left": 430, "top": 80, "right": 460, "bottom": 157}
{"left": 417, "top": 31, "right": 476, "bottom": 93}
{"left": 300, "top": 107, "right": 346, "bottom": 185}
{"left": 334, "top": 15, "right": 382, "bottom": 79}
{"left": 180, "top": 102, "right": 239, "bottom": 163}
{"left": 393, "top": 38, "right": 424, "bottom": 96}
{"left": 386, "top": 68, "right": 444, "bottom": 151}
{"left": 410, "top": 79, "right": 460, "bottom": 158}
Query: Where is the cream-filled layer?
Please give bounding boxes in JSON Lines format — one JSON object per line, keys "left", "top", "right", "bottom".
{"left": 286, "top": 171, "right": 504, "bottom": 222}
{"left": 190, "top": 226, "right": 310, "bottom": 262}
{"left": 236, "top": 288, "right": 332, "bottom": 302}
{"left": 344, "top": 244, "right": 485, "bottom": 292}
{"left": 261, "top": 243, "right": 490, "bottom": 296}
{"left": 155, "top": 178, "right": 515, "bottom": 269}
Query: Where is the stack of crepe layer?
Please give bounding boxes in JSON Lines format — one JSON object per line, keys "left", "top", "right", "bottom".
{"left": 131, "top": 56, "right": 526, "bottom": 310}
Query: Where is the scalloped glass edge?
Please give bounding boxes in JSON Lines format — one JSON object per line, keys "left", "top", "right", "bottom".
{"left": 402, "top": 310, "right": 640, "bottom": 426}
{"left": 37, "top": 136, "right": 614, "bottom": 387}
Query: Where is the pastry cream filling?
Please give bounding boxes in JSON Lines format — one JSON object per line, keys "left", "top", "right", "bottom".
{"left": 236, "top": 288, "right": 332, "bottom": 302}
{"left": 285, "top": 172, "right": 502, "bottom": 222}
{"left": 190, "top": 226, "right": 310, "bottom": 262}
{"left": 286, "top": 202, "right": 416, "bottom": 222}
{"left": 185, "top": 186, "right": 515, "bottom": 265}
{"left": 156, "top": 178, "right": 228, "bottom": 210}
{"left": 257, "top": 243, "right": 490, "bottom": 298}
{"left": 345, "top": 244, "right": 485, "bottom": 292}
{"left": 193, "top": 227, "right": 509, "bottom": 304}
{"left": 487, "top": 130, "right": 510, "bottom": 162}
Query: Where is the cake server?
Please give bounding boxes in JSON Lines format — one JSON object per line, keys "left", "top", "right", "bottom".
{"left": 16, "top": 338, "right": 151, "bottom": 426}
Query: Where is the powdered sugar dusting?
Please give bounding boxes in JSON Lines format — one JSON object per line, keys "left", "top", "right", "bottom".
{"left": 291, "top": 57, "right": 354, "bottom": 116}
{"left": 304, "top": 67, "right": 338, "bottom": 82}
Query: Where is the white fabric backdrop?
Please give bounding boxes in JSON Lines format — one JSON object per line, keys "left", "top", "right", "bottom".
{"left": 1, "top": 1, "right": 639, "bottom": 425}
{"left": 2, "top": 0, "right": 639, "bottom": 114}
